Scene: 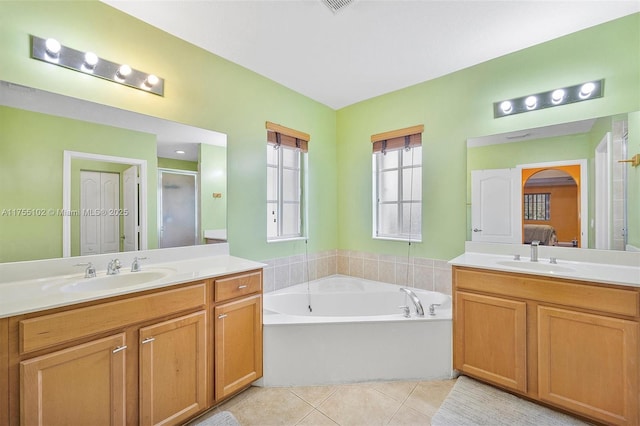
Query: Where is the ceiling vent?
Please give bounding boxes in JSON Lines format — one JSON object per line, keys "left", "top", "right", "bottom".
{"left": 321, "top": 0, "right": 354, "bottom": 13}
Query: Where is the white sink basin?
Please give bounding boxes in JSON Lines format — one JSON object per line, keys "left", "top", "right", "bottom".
{"left": 61, "top": 268, "right": 174, "bottom": 293}
{"left": 496, "top": 260, "right": 576, "bottom": 274}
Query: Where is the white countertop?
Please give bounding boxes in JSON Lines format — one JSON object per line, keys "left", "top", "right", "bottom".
{"left": 450, "top": 242, "right": 640, "bottom": 288}
{"left": 0, "top": 244, "right": 266, "bottom": 318}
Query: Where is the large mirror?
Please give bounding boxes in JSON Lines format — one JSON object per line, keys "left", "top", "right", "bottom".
{"left": 467, "top": 113, "right": 635, "bottom": 250}
{"left": 0, "top": 81, "right": 227, "bottom": 263}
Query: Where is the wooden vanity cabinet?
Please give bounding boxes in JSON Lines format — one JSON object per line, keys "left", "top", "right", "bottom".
{"left": 20, "top": 333, "right": 127, "bottom": 426}
{"left": 139, "top": 311, "right": 207, "bottom": 426}
{"left": 1, "top": 318, "right": 10, "bottom": 426}
{"left": 4, "top": 268, "right": 263, "bottom": 426}
{"left": 10, "top": 283, "right": 207, "bottom": 426}
{"left": 213, "top": 271, "right": 263, "bottom": 401}
{"left": 455, "top": 291, "right": 527, "bottom": 392}
{"left": 453, "top": 266, "right": 640, "bottom": 425}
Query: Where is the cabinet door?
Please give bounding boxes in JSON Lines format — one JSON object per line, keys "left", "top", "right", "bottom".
{"left": 538, "top": 306, "right": 638, "bottom": 425}
{"left": 215, "top": 294, "right": 263, "bottom": 401}
{"left": 139, "top": 311, "right": 207, "bottom": 426}
{"left": 454, "top": 291, "right": 527, "bottom": 392}
{"left": 20, "top": 333, "right": 127, "bottom": 426}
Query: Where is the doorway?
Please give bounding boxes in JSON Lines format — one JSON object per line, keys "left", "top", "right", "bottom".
{"left": 158, "top": 169, "right": 198, "bottom": 248}
{"left": 63, "top": 151, "right": 147, "bottom": 257}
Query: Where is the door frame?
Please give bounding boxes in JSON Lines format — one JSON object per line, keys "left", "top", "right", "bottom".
{"left": 518, "top": 159, "right": 588, "bottom": 247}
{"left": 157, "top": 168, "right": 199, "bottom": 248}
{"left": 63, "top": 151, "right": 148, "bottom": 257}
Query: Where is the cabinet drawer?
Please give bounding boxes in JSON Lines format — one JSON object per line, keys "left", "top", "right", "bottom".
{"left": 454, "top": 267, "right": 639, "bottom": 318}
{"left": 215, "top": 271, "right": 262, "bottom": 302}
{"left": 20, "top": 283, "right": 206, "bottom": 354}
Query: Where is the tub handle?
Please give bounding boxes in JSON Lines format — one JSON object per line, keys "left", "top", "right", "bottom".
{"left": 429, "top": 304, "right": 441, "bottom": 316}
{"left": 398, "top": 305, "right": 411, "bottom": 318}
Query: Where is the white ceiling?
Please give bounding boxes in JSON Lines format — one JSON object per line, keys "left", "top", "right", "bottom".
{"left": 102, "top": 0, "right": 639, "bottom": 110}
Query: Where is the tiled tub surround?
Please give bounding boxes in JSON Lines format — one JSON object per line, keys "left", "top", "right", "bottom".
{"left": 261, "top": 249, "right": 453, "bottom": 295}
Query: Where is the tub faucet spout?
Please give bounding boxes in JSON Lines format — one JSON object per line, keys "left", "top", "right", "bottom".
{"left": 399, "top": 288, "right": 424, "bottom": 317}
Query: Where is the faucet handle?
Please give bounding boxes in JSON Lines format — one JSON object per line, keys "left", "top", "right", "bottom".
{"left": 131, "top": 256, "right": 148, "bottom": 272}
{"left": 398, "top": 305, "right": 411, "bottom": 318}
{"left": 549, "top": 257, "right": 557, "bottom": 264}
{"left": 75, "top": 262, "right": 96, "bottom": 278}
{"left": 429, "top": 303, "right": 441, "bottom": 316}
{"left": 513, "top": 254, "right": 521, "bottom": 261}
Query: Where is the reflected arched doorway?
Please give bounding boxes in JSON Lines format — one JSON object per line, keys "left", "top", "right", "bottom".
{"left": 522, "top": 165, "right": 580, "bottom": 247}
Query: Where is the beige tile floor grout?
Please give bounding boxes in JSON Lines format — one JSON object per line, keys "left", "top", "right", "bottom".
{"left": 190, "top": 378, "right": 456, "bottom": 426}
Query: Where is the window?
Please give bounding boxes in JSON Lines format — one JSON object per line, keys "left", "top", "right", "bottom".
{"left": 524, "top": 193, "right": 550, "bottom": 221}
{"left": 266, "top": 122, "right": 309, "bottom": 241}
{"left": 372, "top": 125, "right": 423, "bottom": 241}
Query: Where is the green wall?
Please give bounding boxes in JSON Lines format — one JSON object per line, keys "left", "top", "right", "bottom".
{"left": 0, "top": 106, "right": 157, "bottom": 262}
{"left": 200, "top": 144, "right": 227, "bottom": 241}
{"left": 0, "top": 2, "right": 637, "bottom": 263}
{"left": 0, "top": 0, "right": 337, "bottom": 262}
{"left": 336, "top": 13, "right": 639, "bottom": 260}
{"left": 157, "top": 158, "right": 198, "bottom": 171}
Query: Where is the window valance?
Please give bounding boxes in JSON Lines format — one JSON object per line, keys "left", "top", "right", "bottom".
{"left": 266, "top": 121, "right": 310, "bottom": 152}
{"left": 371, "top": 124, "right": 423, "bottom": 153}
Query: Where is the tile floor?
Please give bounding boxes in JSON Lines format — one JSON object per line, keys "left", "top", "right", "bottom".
{"left": 190, "top": 379, "right": 456, "bottom": 426}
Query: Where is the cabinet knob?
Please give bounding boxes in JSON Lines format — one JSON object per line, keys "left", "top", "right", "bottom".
{"left": 218, "top": 314, "right": 228, "bottom": 319}
{"left": 238, "top": 285, "right": 248, "bottom": 289}
{"left": 141, "top": 337, "right": 155, "bottom": 344}
{"left": 112, "top": 345, "right": 127, "bottom": 354}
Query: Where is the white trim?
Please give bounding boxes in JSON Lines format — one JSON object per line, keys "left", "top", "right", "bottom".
{"left": 63, "top": 151, "right": 148, "bottom": 257}
{"left": 517, "top": 159, "right": 588, "bottom": 247}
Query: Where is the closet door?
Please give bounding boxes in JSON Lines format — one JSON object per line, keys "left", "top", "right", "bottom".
{"left": 80, "top": 171, "right": 120, "bottom": 255}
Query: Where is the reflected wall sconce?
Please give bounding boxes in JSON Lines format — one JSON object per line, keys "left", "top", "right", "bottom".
{"left": 494, "top": 79, "right": 603, "bottom": 118}
{"left": 31, "top": 35, "right": 164, "bottom": 96}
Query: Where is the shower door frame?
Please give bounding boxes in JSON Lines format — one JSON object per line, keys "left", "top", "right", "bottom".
{"left": 157, "top": 168, "right": 200, "bottom": 248}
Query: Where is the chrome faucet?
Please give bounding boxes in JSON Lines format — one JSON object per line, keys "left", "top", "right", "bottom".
{"left": 131, "top": 256, "right": 147, "bottom": 272}
{"left": 399, "top": 287, "right": 425, "bottom": 317}
{"left": 530, "top": 240, "right": 539, "bottom": 262}
{"left": 107, "top": 258, "right": 121, "bottom": 275}
{"left": 75, "top": 262, "right": 96, "bottom": 278}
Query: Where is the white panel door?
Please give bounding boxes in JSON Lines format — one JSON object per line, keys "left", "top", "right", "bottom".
{"left": 471, "top": 168, "right": 522, "bottom": 244}
{"left": 122, "top": 166, "right": 138, "bottom": 252}
{"left": 100, "top": 173, "right": 120, "bottom": 253}
{"left": 80, "top": 171, "right": 100, "bottom": 255}
{"left": 80, "top": 171, "right": 120, "bottom": 255}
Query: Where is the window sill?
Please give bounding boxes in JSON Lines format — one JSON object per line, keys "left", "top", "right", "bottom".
{"left": 267, "top": 236, "right": 307, "bottom": 244}
{"left": 373, "top": 236, "right": 422, "bottom": 243}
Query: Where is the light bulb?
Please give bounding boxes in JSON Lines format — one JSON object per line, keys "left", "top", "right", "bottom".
{"left": 579, "top": 82, "right": 595, "bottom": 99}
{"left": 143, "top": 74, "right": 159, "bottom": 90}
{"left": 500, "top": 101, "right": 513, "bottom": 114}
{"left": 115, "top": 64, "right": 132, "bottom": 81}
{"left": 44, "top": 38, "right": 61, "bottom": 59}
{"left": 525, "top": 96, "right": 537, "bottom": 110}
{"left": 551, "top": 89, "right": 565, "bottom": 104}
{"left": 82, "top": 52, "right": 98, "bottom": 72}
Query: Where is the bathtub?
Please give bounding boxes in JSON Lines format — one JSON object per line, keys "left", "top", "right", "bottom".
{"left": 257, "top": 275, "right": 453, "bottom": 387}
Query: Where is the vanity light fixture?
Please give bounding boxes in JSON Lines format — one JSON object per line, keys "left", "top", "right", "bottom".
{"left": 494, "top": 79, "right": 604, "bottom": 118}
{"left": 30, "top": 35, "right": 164, "bottom": 96}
